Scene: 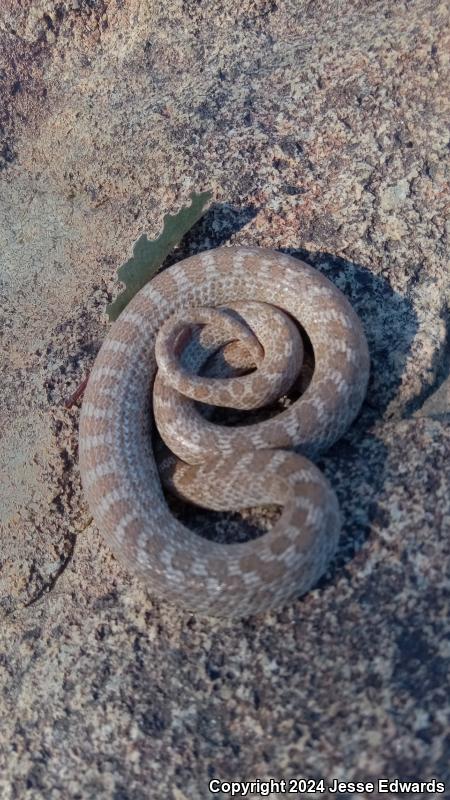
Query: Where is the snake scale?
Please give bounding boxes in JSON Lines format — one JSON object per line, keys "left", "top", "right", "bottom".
{"left": 79, "top": 246, "right": 369, "bottom": 616}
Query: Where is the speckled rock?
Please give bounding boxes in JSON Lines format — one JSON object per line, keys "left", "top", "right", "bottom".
{"left": 1, "top": 0, "right": 450, "bottom": 797}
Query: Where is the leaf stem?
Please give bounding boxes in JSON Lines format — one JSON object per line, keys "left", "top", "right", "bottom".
{"left": 64, "top": 374, "right": 90, "bottom": 409}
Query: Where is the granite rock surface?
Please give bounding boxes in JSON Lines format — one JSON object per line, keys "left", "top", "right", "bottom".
{"left": 1, "top": 1, "right": 450, "bottom": 798}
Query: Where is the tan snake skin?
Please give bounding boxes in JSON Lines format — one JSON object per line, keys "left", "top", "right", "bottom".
{"left": 79, "top": 246, "right": 370, "bottom": 616}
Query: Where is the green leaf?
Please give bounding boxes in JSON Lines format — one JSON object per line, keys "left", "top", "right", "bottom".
{"left": 106, "top": 190, "right": 212, "bottom": 321}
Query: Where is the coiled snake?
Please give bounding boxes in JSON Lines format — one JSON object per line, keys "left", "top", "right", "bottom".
{"left": 79, "top": 246, "right": 369, "bottom": 616}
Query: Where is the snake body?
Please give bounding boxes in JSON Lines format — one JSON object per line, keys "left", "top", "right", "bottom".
{"left": 79, "top": 246, "right": 369, "bottom": 616}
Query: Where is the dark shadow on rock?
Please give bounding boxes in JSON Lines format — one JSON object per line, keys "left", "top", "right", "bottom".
{"left": 163, "top": 201, "right": 259, "bottom": 269}
{"left": 280, "top": 247, "right": 419, "bottom": 418}
{"left": 403, "top": 299, "right": 450, "bottom": 417}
